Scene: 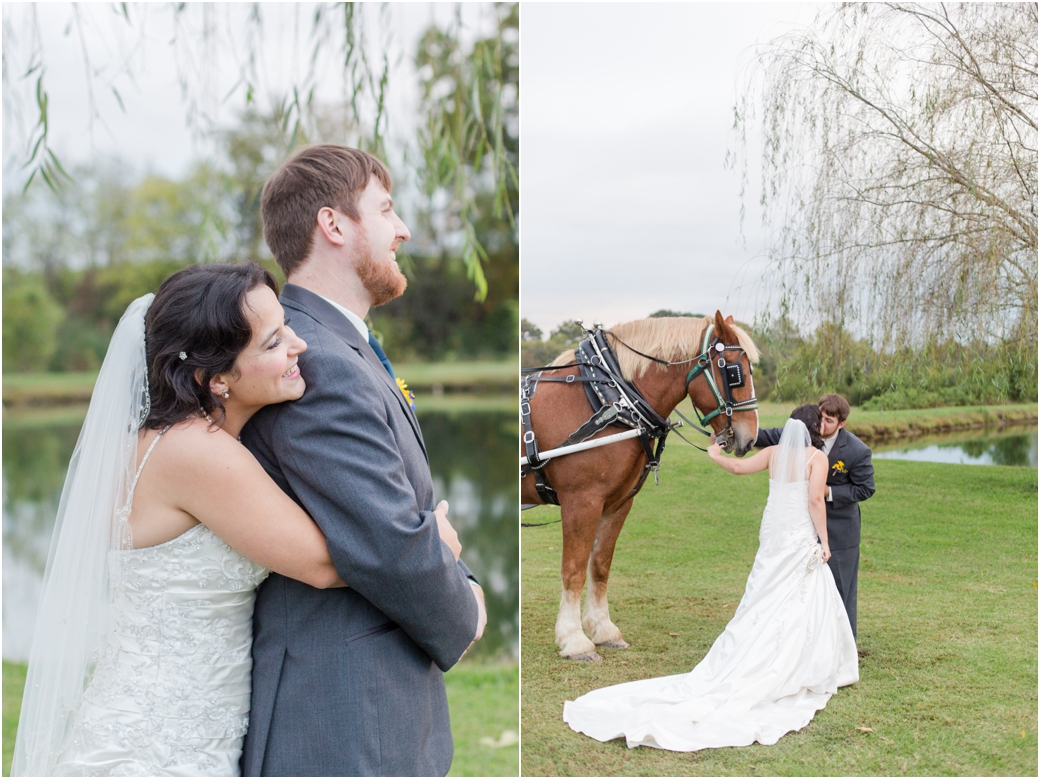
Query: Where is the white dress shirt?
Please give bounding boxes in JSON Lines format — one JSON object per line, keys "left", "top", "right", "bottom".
{"left": 822, "top": 431, "right": 839, "bottom": 456}
{"left": 317, "top": 294, "right": 369, "bottom": 342}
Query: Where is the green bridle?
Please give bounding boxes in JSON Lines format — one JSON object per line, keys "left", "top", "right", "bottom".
{"left": 684, "top": 323, "right": 759, "bottom": 426}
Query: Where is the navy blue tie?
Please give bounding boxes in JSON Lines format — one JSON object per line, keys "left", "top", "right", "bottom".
{"left": 368, "top": 332, "right": 395, "bottom": 380}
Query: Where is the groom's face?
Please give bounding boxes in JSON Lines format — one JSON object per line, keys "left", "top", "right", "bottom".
{"left": 819, "top": 410, "right": 845, "bottom": 438}
{"left": 349, "top": 177, "right": 411, "bottom": 307}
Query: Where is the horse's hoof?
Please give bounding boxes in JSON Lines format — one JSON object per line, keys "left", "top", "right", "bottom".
{"left": 567, "top": 651, "right": 603, "bottom": 662}
{"left": 596, "top": 638, "right": 630, "bottom": 649}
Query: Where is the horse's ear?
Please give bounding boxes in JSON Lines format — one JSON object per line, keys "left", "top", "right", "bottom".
{"left": 713, "top": 310, "right": 728, "bottom": 334}
{"left": 714, "top": 310, "right": 736, "bottom": 342}
{"left": 725, "top": 315, "right": 735, "bottom": 325}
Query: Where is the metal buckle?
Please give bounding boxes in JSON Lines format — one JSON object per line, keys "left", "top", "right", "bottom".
{"left": 520, "top": 402, "right": 531, "bottom": 416}
{"left": 523, "top": 431, "right": 535, "bottom": 443}
{"left": 565, "top": 374, "right": 575, "bottom": 383}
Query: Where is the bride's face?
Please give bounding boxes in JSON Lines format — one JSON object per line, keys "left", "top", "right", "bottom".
{"left": 221, "top": 285, "right": 307, "bottom": 410}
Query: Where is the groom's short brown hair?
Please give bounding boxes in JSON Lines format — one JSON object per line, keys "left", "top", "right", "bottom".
{"left": 261, "top": 144, "right": 392, "bottom": 277}
{"left": 818, "top": 393, "right": 851, "bottom": 422}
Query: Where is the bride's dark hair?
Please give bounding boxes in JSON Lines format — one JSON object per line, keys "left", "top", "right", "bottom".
{"left": 143, "top": 262, "right": 279, "bottom": 429}
{"left": 789, "top": 404, "right": 824, "bottom": 449}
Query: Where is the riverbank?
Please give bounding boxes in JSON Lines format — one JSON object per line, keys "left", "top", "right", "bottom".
{"left": 755, "top": 401, "right": 1037, "bottom": 441}
{"left": 520, "top": 453, "right": 1037, "bottom": 776}
{"left": 2, "top": 659, "right": 518, "bottom": 777}
{"left": 2, "top": 361, "right": 518, "bottom": 407}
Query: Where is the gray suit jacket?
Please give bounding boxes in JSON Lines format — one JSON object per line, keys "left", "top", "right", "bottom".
{"left": 755, "top": 426, "right": 875, "bottom": 551}
{"left": 239, "top": 284, "right": 478, "bottom": 777}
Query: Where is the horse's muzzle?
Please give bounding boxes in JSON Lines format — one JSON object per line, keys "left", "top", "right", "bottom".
{"left": 717, "top": 427, "right": 754, "bottom": 457}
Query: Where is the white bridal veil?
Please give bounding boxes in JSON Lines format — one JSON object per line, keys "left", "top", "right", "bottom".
{"left": 12, "top": 294, "right": 154, "bottom": 776}
{"left": 769, "top": 417, "right": 813, "bottom": 486}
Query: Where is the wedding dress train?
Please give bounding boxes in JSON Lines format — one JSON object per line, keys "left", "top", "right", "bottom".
{"left": 563, "top": 473, "right": 858, "bottom": 752}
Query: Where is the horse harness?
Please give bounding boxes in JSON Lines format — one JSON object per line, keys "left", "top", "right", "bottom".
{"left": 520, "top": 323, "right": 758, "bottom": 506}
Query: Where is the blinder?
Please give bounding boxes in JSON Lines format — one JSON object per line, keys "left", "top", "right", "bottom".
{"left": 723, "top": 360, "right": 744, "bottom": 389}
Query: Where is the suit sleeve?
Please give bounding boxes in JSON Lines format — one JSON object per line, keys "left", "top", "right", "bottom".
{"left": 269, "top": 345, "right": 477, "bottom": 671}
{"left": 755, "top": 427, "right": 783, "bottom": 448}
{"left": 830, "top": 441, "right": 876, "bottom": 509}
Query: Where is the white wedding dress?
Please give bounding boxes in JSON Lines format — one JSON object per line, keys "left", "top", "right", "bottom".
{"left": 52, "top": 432, "right": 269, "bottom": 776}
{"left": 564, "top": 440, "right": 858, "bottom": 752}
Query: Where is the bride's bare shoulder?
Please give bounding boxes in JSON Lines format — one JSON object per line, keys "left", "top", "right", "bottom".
{"left": 146, "top": 417, "right": 244, "bottom": 465}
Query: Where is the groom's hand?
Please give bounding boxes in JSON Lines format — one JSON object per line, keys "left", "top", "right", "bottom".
{"left": 462, "top": 582, "right": 487, "bottom": 657}
{"left": 434, "top": 501, "right": 462, "bottom": 561}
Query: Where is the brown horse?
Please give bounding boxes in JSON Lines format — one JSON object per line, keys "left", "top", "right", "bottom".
{"left": 521, "top": 311, "right": 760, "bottom": 660}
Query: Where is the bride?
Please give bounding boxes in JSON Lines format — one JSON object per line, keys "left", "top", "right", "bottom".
{"left": 12, "top": 263, "right": 462, "bottom": 776}
{"left": 563, "top": 406, "right": 858, "bottom": 752}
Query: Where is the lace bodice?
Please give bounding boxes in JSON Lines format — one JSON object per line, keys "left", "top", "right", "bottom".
{"left": 54, "top": 431, "right": 269, "bottom": 776}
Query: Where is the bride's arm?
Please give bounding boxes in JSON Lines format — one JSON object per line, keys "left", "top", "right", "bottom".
{"left": 707, "top": 443, "right": 773, "bottom": 475}
{"left": 165, "top": 426, "right": 463, "bottom": 589}
{"left": 159, "top": 424, "right": 344, "bottom": 587}
{"left": 808, "top": 454, "right": 830, "bottom": 560}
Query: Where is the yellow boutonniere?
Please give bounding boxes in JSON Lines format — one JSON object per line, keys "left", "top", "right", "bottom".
{"left": 832, "top": 460, "right": 847, "bottom": 474}
{"left": 396, "top": 377, "right": 416, "bottom": 411}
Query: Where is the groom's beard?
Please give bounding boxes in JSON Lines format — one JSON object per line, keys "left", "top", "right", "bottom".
{"left": 355, "top": 230, "right": 407, "bottom": 307}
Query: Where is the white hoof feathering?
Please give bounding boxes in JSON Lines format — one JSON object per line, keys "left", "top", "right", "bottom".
{"left": 583, "top": 577, "right": 623, "bottom": 645}
{"left": 556, "top": 589, "right": 595, "bottom": 658}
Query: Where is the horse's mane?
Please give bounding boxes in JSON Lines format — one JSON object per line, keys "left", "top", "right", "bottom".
{"left": 549, "top": 316, "right": 759, "bottom": 382}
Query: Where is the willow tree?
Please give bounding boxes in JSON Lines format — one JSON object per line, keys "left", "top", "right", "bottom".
{"left": 735, "top": 3, "right": 1037, "bottom": 352}
{"left": 2, "top": 2, "right": 515, "bottom": 298}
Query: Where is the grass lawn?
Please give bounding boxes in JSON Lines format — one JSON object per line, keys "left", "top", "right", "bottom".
{"left": 446, "top": 661, "right": 520, "bottom": 776}
{"left": 520, "top": 449, "right": 1038, "bottom": 776}
{"left": 2, "top": 663, "right": 25, "bottom": 777}
{"left": 2, "top": 659, "right": 517, "bottom": 777}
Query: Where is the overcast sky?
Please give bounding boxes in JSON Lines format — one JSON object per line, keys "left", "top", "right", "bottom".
{"left": 520, "top": 2, "right": 818, "bottom": 336}
{"left": 2, "top": 3, "right": 493, "bottom": 193}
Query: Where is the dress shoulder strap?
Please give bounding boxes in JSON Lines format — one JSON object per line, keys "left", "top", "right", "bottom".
{"left": 122, "top": 426, "right": 170, "bottom": 516}
{"left": 804, "top": 448, "right": 822, "bottom": 475}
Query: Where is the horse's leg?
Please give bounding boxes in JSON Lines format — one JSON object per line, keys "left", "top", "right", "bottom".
{"left": 555, "top": 496, "right": 603, "bottom": 662}
{"left": 582, "top": 498, "right": 634, "bottom": 649}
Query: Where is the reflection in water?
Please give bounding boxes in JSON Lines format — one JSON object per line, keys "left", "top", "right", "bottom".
{"left": 873, "top": 425, "right": 1038, "bottom": 467}
{"left": 3, "top": 410, "right": 517, "bottom": 663}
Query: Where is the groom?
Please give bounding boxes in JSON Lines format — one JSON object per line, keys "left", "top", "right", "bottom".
{"left": 755, "top": 394, "right": 875, "bottom": 640}
{"left": 240, "top": 145, "right": 486, "bottom": 776}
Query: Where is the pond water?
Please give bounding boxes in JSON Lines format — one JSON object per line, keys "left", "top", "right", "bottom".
{"left": 871, "top": 424, "right": 1037, "bottom": 467}
{"left": 2, "top": 408, "right": 518, "bottom": 663}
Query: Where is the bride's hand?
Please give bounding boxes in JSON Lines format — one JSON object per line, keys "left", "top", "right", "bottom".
{"left": 820, "top": 541, "right": 831, "bottom": 563}
{"left": 434, "top": 501, "right": 462, "bottom": 561}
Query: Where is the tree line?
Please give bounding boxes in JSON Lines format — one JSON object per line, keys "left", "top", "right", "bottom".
{"left": 522, "top": 313, "right": 1037, "bottom": 410}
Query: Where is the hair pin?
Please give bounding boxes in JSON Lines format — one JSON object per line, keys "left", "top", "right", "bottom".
{"left": 178, "top": 351, "right": 188, "bottom": 361}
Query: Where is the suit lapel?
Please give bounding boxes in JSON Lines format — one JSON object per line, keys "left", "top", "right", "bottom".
{"left": 281, "top": 284, "right": 427, "bottom": 458}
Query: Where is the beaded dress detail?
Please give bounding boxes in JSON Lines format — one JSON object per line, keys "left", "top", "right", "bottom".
{"left": 54, "top": 430, "right": 268, "bottom": 776}
{"left": 564, "top": 450, "right": 859, "bottom": 752}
